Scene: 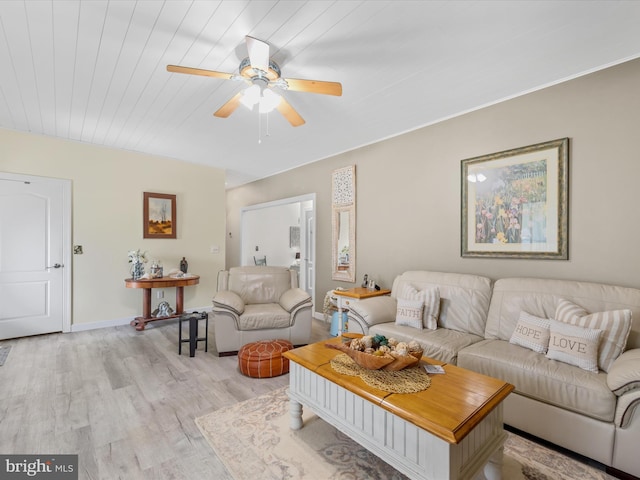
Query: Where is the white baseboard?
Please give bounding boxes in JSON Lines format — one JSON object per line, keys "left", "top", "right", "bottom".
{"left": 70, "top": 306, "right": 212, "bottom": 332}
{"left": 313, "top": 311, "right": 328, "bottom": 322}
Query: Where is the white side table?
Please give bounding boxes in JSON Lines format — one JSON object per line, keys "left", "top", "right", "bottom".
{"left": 332, "top": 287, "right": 391, "bottom": 336}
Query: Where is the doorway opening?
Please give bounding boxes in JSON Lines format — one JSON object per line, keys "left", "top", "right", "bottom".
{"left": 240, "top": 194, "right": 315, "bottom": 302}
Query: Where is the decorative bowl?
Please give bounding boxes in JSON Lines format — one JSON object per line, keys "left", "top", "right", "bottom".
{"left": 326, "top": 341, "right": 423, "bottom": 371}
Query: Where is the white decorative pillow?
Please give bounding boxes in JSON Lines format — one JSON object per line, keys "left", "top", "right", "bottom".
{"left": 546, "top": 319, "right": 602, "bottom": 372}
{"left": 509, "top": 311, "right": 551, "bottom": 354}
{"left": 555, "top": 298, "right": 632, "bottom": 372}
{"left": 399, "top": 284, "right": 440, "bottom": 330}
{"left": 395, "top": 298, "right": 424, "bottom": 330}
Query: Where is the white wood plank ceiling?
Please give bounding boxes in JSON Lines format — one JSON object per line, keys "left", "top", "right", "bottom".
{"left": 1, "top": 1, "right": 639, "bottom": 188}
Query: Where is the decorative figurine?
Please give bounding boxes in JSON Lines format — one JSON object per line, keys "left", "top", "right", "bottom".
{"left": 180, "top": 257, "right": 188, "bottom": 274}
{"left": 152, "top": 301, "right": 174, "bottom": 318}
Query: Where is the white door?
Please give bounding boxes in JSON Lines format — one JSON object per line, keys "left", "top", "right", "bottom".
{"left": 0, "top": 172, "right": 71, "bottom": 340}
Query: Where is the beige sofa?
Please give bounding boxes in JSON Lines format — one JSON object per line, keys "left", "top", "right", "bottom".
{"left": 347, "top": 271, "right": 640, "bottom": 478}
{"left": 212, "top": 266, "right": 313, "bottom": 355}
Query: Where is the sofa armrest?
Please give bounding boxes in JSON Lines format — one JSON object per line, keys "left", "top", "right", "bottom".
{"left": 607, "top": 348, "right": 640, "bottom": 396}
{"left": 279, "top": 288, "right": 312, "bottom": 313}
{"left": 348, "top": 296, "right": 397, "bottom": 328}
{"left": 615, "top": 389, "right": 640, "bottom": 428}
{"left": 212, "top": 290, "right": 245, "bottom": 315}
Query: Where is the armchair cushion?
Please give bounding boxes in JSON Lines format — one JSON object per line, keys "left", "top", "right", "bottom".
{"left": 238, "top": 304, "right": 291, "bottom": 330}
{"left": 279, "top": 288, "right": 312, "bottom": 313}
{"left": 607, "top": 349, "right": 640, "bottom": 396}
{"left": 213, "top": 290, "right": 245, "bottom": 315}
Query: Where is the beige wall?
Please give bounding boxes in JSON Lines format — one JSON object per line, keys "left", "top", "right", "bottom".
{"left": 0, "top": 129, "right": 226, "bottom": 327}
{"left": 227, "top": 58, "right": 640, "bottom": 314}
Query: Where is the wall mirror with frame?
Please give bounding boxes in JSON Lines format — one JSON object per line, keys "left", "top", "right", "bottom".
{"left": 331, "top": 166, "right": 356, "bottom": 282}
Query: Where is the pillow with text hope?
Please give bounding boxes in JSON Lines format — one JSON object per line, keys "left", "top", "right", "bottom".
{"left": 509, "top": 311, "right": 551, "bottom": 354}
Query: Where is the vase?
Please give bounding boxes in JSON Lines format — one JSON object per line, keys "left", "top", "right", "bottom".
{"left": 131, "top": 261, "right": 144, "bottom": 280}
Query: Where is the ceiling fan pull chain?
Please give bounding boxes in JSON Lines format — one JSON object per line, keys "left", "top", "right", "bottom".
{"left": 258, "top": 109, "right": 262, "bottom": 144}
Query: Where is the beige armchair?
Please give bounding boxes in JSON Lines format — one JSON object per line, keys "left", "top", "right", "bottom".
{"left": 212, "top": 266, "right": 313, "bottom": 356}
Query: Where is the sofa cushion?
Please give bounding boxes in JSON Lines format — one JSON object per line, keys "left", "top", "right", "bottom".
{"left": 395, "top": 298, "right": 424, "bottom": 329}
{"left": 509, "top": 311, "right": 550, "bottom": 354}
{"left": 555, "top": 298, "right": 632, "bottom": 373}
{"left": 399, "top": 284, "right": 440, "bottom": 329}
{"left": 369, "top": 322, "right": 483, "bottom": 364}
{"left": 237, "top": 303, "right": 291, "bottom": 330}
{"left": 484, "top": 278, "right": 640, "bottom": 353}
{"left": 391, "top": 271, "right": 492, "bottom": 337}
{"left": 546, "top": 319, "right": 601, "bottom": 372}
{"left": 458, "top": 339, "right": 615, "bottom": 422}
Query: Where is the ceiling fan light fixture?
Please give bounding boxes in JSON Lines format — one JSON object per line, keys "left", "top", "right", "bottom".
{"left": 240, "top": 84, "right": 261, "bottom": 109}
{"left": 168, "top": 35, "right": 341, "bottom": 127}
{"left": 259, "top": 89, "right": 281, "bottom": 113}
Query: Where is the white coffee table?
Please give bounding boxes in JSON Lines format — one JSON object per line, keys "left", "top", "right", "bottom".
{"left": 283, "top": 337, "right": 515, "bottom": 480}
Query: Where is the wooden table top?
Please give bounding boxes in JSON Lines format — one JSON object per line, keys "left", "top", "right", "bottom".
{"left": 284, "top": 337, "right": 514, "bottom": 444}
{"left": 124, "top": 275, "right": 200, "bottom": 289}
{"left": 333, "top": 287, "right": 391, "bottom": 299}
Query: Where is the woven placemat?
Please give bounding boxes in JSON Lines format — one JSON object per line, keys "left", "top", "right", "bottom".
{"left": 330, "top": 353, "right": 430, "bottom": 394}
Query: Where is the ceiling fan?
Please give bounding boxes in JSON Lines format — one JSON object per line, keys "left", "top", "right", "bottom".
{"left": 167, "top": 36, "right": 342, "bottom": 127}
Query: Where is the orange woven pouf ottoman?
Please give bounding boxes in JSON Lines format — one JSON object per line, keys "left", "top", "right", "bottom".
{"left": 238, "top": 339, "right": 294, "bottom": 378}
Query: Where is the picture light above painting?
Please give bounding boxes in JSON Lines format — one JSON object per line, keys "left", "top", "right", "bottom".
{"left": 461, "top": 138, "right": 569, "bottom": 259}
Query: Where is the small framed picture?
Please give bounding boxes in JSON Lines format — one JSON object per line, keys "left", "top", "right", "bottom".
{"left": 143, "top": 192, "right": 176, "bottom": 239}
{"left": 461, "top": 138, "right": 569, "bottom": 259}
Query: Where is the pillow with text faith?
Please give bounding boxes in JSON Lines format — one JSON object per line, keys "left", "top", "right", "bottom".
{"left": 395, "top": 298, "right": 424, "bottom": 330}
{"left": 399, "top": 284, "right": 440, "bottom": 330}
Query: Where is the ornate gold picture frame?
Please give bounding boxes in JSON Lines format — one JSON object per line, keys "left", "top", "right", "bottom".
{"left": 461, "top": 138, "right": 569, "bottom": 259}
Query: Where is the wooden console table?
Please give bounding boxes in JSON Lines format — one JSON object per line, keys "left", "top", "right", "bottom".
{"left": 125, "top": 275, "right": 199, "bottom": 331}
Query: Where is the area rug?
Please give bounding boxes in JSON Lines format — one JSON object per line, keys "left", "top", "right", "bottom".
{"left": 0, "top": 345, "right": 11, "bottom": 366}
{"left": 196, "top": 386, "right": 614, "bottom": 480}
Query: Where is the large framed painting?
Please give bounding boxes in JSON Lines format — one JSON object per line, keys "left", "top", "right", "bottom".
{"left": 143, "top": 192, "right": 176, "bottom": 239}
{"left": 461, "top": 138, "right": 569, "bottom": 259}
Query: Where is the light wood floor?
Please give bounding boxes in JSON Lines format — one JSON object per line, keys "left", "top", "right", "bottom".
{"left": 0, "top": 317, "right": 333, "bottom": 479}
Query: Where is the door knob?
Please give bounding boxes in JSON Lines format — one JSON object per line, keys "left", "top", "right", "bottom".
{"left": 47, "top": 263, "right": 63, "bottom": 269}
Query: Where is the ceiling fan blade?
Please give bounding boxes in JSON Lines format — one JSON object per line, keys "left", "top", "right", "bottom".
{"left": 167, "top": 65, "right": 233, "bottom": 80}
{"left": 283, "top": 78, "right": 342, "bottom": 96}
{"left": 276, "top": 97, "right": 305, "bottom": 127}
{"left": 214, "top": 92, "right": 243, "bottom": 118}
{"left": 245, "top": 36, "right": 269, "bottom": 73}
